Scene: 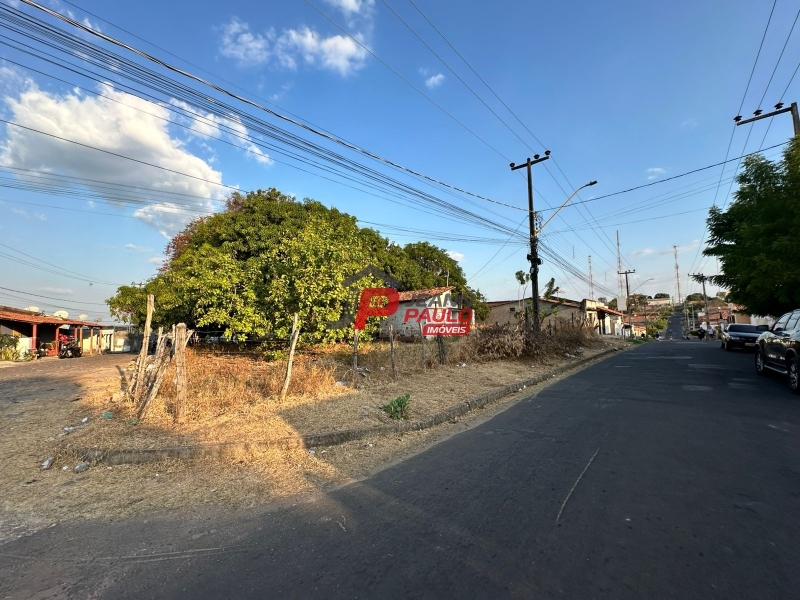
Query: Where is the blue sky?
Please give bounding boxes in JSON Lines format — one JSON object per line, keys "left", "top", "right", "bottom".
{"left": 0, "top": 0, "right": 796, "bottom": 320}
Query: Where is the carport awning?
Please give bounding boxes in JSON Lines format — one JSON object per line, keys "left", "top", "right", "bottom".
{"left": 0, "top": 307, "right": 98, "bottom": 327}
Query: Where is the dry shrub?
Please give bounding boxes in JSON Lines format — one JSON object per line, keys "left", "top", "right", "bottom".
{"left": 151, "top": 350, "right": 339, "bottom": 423}
{"left": 454, "top": 320, "right": 595, "bottom": 363}
{"left": 455, "top": 324, "right": 525, "bottom": 362}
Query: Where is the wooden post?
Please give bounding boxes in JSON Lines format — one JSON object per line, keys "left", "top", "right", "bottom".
{"left": 437, "top": 335, "right": 446, "bottom": 365}
{"left": 419, "top": 322, "right": 426, "bottom": 369}
{"left": 138, "top": 334, "right": 173, "bottom": 421}
{"left": 389, "top": 324, "right": 396, "bottom": 379}
{"left": 131, "top": 294, "right": 154, "bottom": 401}
{"left": 175, "top": 323, "right": 187, "bottom": 423}
{"left": 281, "top": 314, "right": 300, "bottom": 401}
{"left": 352, "top": 328, "right": 359, "bottom": 388}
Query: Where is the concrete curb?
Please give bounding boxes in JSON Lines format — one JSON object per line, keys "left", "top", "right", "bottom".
{"left": 77, "top": 346, "right": 622, "bottom": 466}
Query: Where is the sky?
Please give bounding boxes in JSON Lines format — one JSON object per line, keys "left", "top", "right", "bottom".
{"left": 0, "top": 0, "right": 797, "bottom": 321}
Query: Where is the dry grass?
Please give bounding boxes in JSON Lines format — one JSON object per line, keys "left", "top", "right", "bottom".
{"left": 1, "top": 328, "right": 626, "bottom": 535}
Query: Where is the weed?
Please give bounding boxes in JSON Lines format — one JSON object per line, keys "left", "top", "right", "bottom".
{"left": 381, "top": 394, "right": 410, "bottom": 420}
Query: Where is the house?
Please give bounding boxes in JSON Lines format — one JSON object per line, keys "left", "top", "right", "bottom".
{"left": 0, "top": 305, "right": 106, "bottom": 357}
{"left": 380, "top": 286, "right": 473, "bottom": 339}
{"left": 485, "top": 297, "right": 625, "bottom": 335}
{"left": 646, "top": 297, "right": 673, "bottom": 309}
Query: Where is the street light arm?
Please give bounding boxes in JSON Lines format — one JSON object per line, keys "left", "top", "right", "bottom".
{"left": 630, "top": 278, "right": 655, "bottom": 295}
{"left": 536, "top": 181, "right": 597, "bottom": 235}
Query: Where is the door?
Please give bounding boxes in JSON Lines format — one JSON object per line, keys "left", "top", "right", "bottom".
{"left": 766, "top": 312, "right": 793, "bottom": 364}
{"left": 777, "top": 311, "right": 800, "bottom": 363}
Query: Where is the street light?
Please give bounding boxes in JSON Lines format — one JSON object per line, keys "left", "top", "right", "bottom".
{"left": 537, "top": 181, "right": 598, "bottom": 235}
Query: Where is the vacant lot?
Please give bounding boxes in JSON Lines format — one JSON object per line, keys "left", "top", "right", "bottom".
{"left": 0, "top": 338, "right": 626, "bottom": 540}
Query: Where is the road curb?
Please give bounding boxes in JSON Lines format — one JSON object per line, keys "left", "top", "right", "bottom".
{"left": 76, "top": 346, "right": 622, "bottom": 466}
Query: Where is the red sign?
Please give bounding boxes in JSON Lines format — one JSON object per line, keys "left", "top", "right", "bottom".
{"left": 422, "top": 323, "right": 470, "bottom": 336}
{"left": 354, "top": 288, "right": 473, "bottom": 336}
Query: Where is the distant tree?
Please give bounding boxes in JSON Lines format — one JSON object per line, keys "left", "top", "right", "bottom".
{"left": 703, "top": 137, "right": 800, "bottom": 316}
{"left": 608, "top": 298, "right": 618, "bottom": 309}
{"left": 597, "top": 297, "right": 608, "bottom": 305}
{"left": 716, "top": 291, "right": 729, "bottom": 300}
{"left": 654, "top": 293, "right": 670, "bottom": 299}
{"left": 686, "top": 293, "right": 706, "bottom": 303}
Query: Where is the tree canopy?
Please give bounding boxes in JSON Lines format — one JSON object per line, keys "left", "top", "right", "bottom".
{"left": 107, "top": 189, "right": 488, "bottom": 341}
{"left": 654, "top": 293, "right": 670, "bottom": 299}
{"left": 703, "top": 138, "right": 800, "bottom": 316}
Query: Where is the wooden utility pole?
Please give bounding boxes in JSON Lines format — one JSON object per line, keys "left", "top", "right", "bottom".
{"left": 510, "top": 152, "right": 551, "bottom": 332}
{"left": 132, "top": 294, "right": 154, "bottom": 401}
{"left": 174, "top": 323, "right": 187, "bottom": 423}
{"left": 281, "top": 314, "right": 300, "bottom": 400}
{"left": 618, "top": 270, "right": 635, "bottom": 337}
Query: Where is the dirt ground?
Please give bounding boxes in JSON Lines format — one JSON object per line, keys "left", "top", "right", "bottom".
{"left": 0, "top": 340, "right": 628, "bottom": 541}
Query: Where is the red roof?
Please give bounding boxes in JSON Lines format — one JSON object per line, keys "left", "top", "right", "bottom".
{"left": 486, "top": 300, "right": 516, "bottom": 307}
{"left": 398, "top": 286, "right": 454, "bottom": 302}
{"left": 0, "top": 306, "right": 100, "bottom": 327}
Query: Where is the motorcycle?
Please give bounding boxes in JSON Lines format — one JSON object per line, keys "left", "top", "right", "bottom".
{"left": 58, "top": 338, "right": 83, "bottom": 359}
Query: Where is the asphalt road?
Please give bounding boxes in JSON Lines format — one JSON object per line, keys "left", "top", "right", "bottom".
{"left": 3, "top": 324, "right": 800, "bottom": 599}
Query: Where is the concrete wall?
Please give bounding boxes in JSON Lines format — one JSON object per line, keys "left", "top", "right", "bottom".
{"left": 381, "top": 292, "right": 467, "bottom": 339}
{"left": 487, "top": 302, "right": 520, "bottom": 325}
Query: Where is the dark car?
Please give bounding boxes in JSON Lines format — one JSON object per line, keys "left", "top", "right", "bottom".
{"left": 720, "top": 323, "right": 768, "bottom": 351}
{"left": 754, "top": 309, "right": 800, "bottom": 394}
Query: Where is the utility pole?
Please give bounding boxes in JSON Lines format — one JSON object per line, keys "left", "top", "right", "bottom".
{"left": 616, "top": 231, "right": 624, "bottom": 312}
{"left": 618, "top": 269, "right": 635, "bottom": 337}
{"left": 673, "top": 245, "right": 682, "bottom": 306}
{"left": 735, "top": 101, "right": 800, "bottom": 137}
{"left": 692, "top": 273, "right": 711, "bottom": 339}
{"left": 510, "top": 151, "right": 551, "bottom": 332}
{"left": 588, "top": 255, "right": 594, "bottom": 301}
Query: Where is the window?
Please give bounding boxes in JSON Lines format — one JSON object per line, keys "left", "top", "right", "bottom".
{"left": 773, "top": 313, "right": 792, "bottom": 332}
{"left": 786, "top": 312, "right": 800, "bottom": 332}
{"left": 509, "top": 307, "right": 515, "bottom": 312}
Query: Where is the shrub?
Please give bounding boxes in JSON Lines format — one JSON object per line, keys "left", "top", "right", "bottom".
{"left": 381, "top": 394, "right": 410, "bottom": 420}
{"left": 0, "top": 334, "right": 20, "bottom": 362}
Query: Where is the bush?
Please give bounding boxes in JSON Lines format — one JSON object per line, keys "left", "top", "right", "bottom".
{"left": 381, "top": 394, "right": 410, "bottom": 420}
{"left": 0, "top": 334, "right": 20, "bottom": 362}
{"left": 455, "top": 320, "right": 594, "bottom": 363}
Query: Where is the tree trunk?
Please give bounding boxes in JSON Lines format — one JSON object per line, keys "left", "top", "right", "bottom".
{"left": 352, "top": 329, "right": 359, "bottom": 389}
{"left": 389, "top": 324, "right": 396, "bottom": 379}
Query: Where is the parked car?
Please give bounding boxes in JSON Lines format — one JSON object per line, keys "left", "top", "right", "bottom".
{"left": 720, "top": 323, "right": 768, "bottom": 351}
{"left": 754, "top": 309, "right": 800, "bottom": 394}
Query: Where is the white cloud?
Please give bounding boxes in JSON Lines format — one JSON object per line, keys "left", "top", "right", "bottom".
{"left": 324, "top": 0, "right": 374, "bottom": 14}
{"left": 631, "top": 247, "right": 656, "bottom": 256}
{"left": 446, "top": 250, "right": 464, "bottom": 262}
{"left": 424, "top": 73, "right": 445, "bottom": 89}
{"left": 148, "top": 256, "right": 165, "bottom": 265}
{"left": 681, "top": 118, "right": 698, "bottom": 128}
{"left": 41, "top": 287, "right": 73, "bottom": 294}
{"left": 646, "top": 167, "right": 666, "bottom": 180}
{"left": 0, "top": 80, "right": 224, "bottom": 236}
{"left": 218, "top": 18, "right": 273, "bottom": 66}
{"left": 217, "top": 18, "right": 368, "bottom": 76}
{"left": 125, "top": 243, "right": 153, "bottom": 252}
{"left": 275, "top": 27, "right": 367, "bottom": 76}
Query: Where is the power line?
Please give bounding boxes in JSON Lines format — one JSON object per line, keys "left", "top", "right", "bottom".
{"left": 11, "top": 0, "right": 527, "bottom": 215}
{"left": 0, "top": 285, "right": 107, "bottom": 305}
{"left": 688, "top": 0, "right": 778, "bottom": 278}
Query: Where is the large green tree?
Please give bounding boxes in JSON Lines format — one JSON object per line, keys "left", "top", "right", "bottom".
{"left": 108, "top": 189, "right": 489, "bottom": 339}
{"left": 703, "top": 138, "right": 800, "bottom": 316}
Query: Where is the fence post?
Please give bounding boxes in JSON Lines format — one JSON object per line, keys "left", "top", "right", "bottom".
{"left": 131, "top": 294, "right": 154, "bottom": 402}
{"left": 175, "top": 323, "right": 187, "bottom": 424}
{"left": 437, "top": 335, "right": 446, "bottom": 365}
{"left": 281, "top": 314, "right": 300, "bottom": 400}
{"left": 352, "top": 328, "right": 359, "bottom": 388}
{"left": 419, "top": 322, "right": 426, "bottom": 369}
{"left": 389, "top": 324, "right": 396, "bottom": 379}
{"left": 137, "top": 334, "right": 173, "bottom": 421}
